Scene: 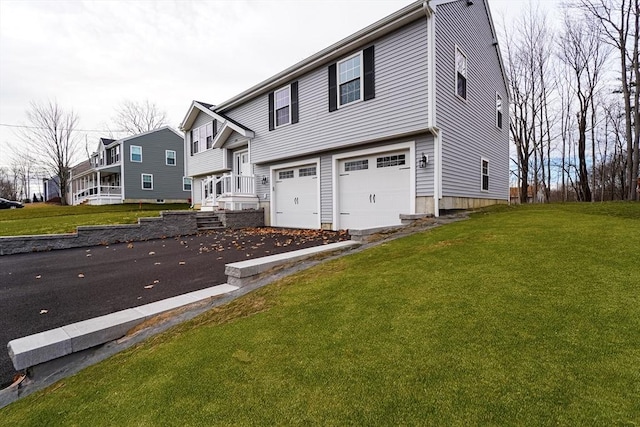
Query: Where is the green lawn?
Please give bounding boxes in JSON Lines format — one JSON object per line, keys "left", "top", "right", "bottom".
{"left": 0, "top": 203, "right": 190, "bottom": 236}
{"left": 2, "top": 202, "right": 639, "bottom": 425}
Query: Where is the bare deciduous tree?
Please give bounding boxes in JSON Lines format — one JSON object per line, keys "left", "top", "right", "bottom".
{"left": 575, "top": 0, "right": 639, "bottom": 200}
{"left": 113, "top": 100, "right": 168, "bottom": 135}
{"left": 20, "top": 100, "right": 80, "bottom": 205}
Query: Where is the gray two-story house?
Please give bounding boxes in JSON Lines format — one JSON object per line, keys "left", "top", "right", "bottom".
{"left": 180, "top": 0, "right": 509, "bottom": 230}
{"left": 68, "top": 126, "right": 190, "bottom": 205}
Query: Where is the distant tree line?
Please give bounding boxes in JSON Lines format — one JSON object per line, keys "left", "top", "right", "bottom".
{"left": 505, "top": 0, "right": 639, "bottom": 202}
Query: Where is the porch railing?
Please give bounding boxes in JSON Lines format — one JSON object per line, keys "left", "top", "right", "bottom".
{"left": 74, "top": 185, "right": 122, "bottom": 205}
{"left": 202, "top": 174, "right": 255, "bottom": 206}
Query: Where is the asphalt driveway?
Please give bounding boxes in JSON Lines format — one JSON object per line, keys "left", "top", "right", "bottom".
{"left": 0, "top": 227, "right": 347, "bottom": 388}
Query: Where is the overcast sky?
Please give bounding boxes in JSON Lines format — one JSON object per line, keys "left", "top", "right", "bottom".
{"left": 0, "top": 0, "right": 545, "bottom": 169}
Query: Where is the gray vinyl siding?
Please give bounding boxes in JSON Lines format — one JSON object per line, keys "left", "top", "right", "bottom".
{"left": 222, "top": 18, "right": 430, "bottom": 165}
{"left": 123, "top": 128, "right": 187, "bottom": 201}
{"left": 186, "top": 112, "right": 227, "bottom": 177}
{"left": 415, "top": 133, "right": 434, "bottom": 196}
{"left": 320, "top": 154, "right": 332, "bottom": 223}
{"left": 434, "top": 0, "right": 509, "bottom": 200}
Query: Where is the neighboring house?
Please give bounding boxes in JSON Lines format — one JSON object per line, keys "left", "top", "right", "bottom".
{"left": 42, "top": 176, "right": 61, "bottom": 202}
{"left": 180, "top": 0, "right": 509, "bottom": 230}
{"left": 67, "top": 127, "right": 189, "bottom": 205}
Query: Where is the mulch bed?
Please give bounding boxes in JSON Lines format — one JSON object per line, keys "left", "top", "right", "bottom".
{"left": 0, "top": 227, "right": 348, "bottom": 389}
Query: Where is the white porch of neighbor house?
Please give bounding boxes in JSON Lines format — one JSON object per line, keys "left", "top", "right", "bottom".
{"left": 72, "top": 170, "right": 122, "bottom": 205}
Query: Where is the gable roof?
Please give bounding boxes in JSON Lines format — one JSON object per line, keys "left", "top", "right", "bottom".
{"left": 180, "top": 100, "right": 255, "bottom": 144}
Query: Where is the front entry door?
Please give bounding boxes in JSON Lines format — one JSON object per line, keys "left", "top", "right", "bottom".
{"left": 233, "top": 150, "right": 251, "bottom": 193}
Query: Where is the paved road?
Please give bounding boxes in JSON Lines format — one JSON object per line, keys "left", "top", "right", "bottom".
{"left": 0, "top": 228, "right": 346, "bottom": 388}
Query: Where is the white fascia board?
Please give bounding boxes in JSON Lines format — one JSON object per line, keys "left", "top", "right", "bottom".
{"left": 117, "top": 126, "right": 182, "bottom": 145}
{"left": 180, "top": 101, "right": 217, "bottom": 131}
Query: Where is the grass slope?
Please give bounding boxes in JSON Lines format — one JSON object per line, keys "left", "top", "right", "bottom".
{"left": 0, "top": 203, "right": 190, "bottom": 236}
{"left": 2, "top": 203, "right": 639, "bottom": 425}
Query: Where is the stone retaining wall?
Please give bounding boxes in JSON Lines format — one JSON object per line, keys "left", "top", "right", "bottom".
{"left": 0, "top": 211, "right": 198, "bottom": 256}
{"left": 217, "top": 209, "right": 264, "bottom": 229}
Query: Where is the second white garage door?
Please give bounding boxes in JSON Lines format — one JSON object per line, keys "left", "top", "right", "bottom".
{"left": 337, "top": 150, "right": 410, "bottom": 230}
{"left": 273, "top": 164, "right": 319, "bottom": 229}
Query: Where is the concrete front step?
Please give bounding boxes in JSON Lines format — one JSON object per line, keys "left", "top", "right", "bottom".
{"left": 196, "top": 212, "right": 223, "bottom": 230}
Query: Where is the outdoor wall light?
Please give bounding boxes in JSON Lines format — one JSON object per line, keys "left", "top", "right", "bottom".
{"left": 419, "top": 153, "right": 429, "bottom": 168}
{"left": 261, "top": 176, "right": 269, "bottom": 185}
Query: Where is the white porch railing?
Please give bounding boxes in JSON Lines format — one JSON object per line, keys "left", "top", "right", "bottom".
{"left": 74, "top": 185, "right": 122, "bottom": 205}
{"left": 202, "top": 173, "right": 256, "bottom": 206}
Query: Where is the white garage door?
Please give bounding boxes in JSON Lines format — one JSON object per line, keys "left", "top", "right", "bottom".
{"left": 273, "top": 164, "right": 319, "bottom": 229}
{"left": 338, "top": 150, "right": 410, "bottom": 230}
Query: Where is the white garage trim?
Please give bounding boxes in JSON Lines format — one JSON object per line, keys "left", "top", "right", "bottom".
{"left": 332, "top": 141, "right": 416, "bottom": 231}
{"left": 270, "top": 157, "right": 321, "bottom": 229}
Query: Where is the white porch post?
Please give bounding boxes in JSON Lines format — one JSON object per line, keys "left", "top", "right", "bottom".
{"left": 97, "top": 171, "right": 101, "bottom": 197}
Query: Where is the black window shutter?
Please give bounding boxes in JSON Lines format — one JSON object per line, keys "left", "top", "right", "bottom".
{"left": 189, "top": 130, "right": 193, "bottom": 156}
{"left": 213, "top": 120, "right": 217, "bottom": 136}
{"left": 328, "top": 63, "right": 337, "bottom": 112}
{"left": 268, "top": 92, "right": 275, "bottom": 131}
{"left": 291, "top": 81, "right": 299, "bottom": 124}
{"left": 363, "top": 45, "right": 375, "bottom": 101}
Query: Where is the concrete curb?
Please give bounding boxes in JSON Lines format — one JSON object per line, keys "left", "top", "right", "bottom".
{"left": 7, "top": 284, "right": 238, "bottom": 371}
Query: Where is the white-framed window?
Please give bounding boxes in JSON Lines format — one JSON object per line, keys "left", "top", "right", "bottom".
{"left": 205, "top": 122, "right": 214, "bottom": 149}
{"left": 131, "top": 145, "right": 142, "bottom": 162}
{"left": 299, "top": 166, "right": 316, "bottom": 177}
{"left": 338, "top": 52, "right": 362, "bottom": 107}
{"left": 191, "top": 128, "right": 199, "bottom": 154}
{"left": 481, "top": 158, "right": 489, "bottom": 192}
{"left": 344, "top": 159, "right": 368, "bottom": 171}
{"left": 108, "top": 145, "right": 120, "bottom": 164}
{"left": 455, "top": 45, "right": 467, "bottom": 100}
{"left": 166, "top": 150, "right": 176, "bottom": 166}
{"left": 192, "top": 122, "right": 215, "bottom": 152}
{"left": 496, "top": 93, "right": 503, "bottom": 129}
{"left": 142, "top": 173, "right": 153, "bottom": 190}
{"left": 274, "top": 86, "right": 291, "bottom": 127}
{"left": 183, "top": 177, "right": 192, "bottom": 191}
{"left": 278, "top": 170, "right": 294, "bottom": 179}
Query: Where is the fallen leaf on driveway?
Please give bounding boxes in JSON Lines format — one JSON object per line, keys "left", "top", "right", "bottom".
{"left": 78, "top": 273, "right": 85, "bottom": 278}
{"left": 127, "top": 243, "right": 134, "bottom": 249}
{"left": 148, "top": 251, "right": 156, "bottom": 255}
{"left": 40, "top": 310, "right": 48, "bottom": 314}
{"left": 36, "top": 275, "right": 41, "bottom": 279}
{"left": 153, "top": 280, "right": 160, "bottom": 284}
{"left": 144, "top": 285, "right": 154, "bottom": 289}
{"left": 86, "top": 254, "right": 92, "bottom": 257}
{"left": 179, "top": 261, "right": 186, "bottom": 265}
{"left": 154, "top": 262, "right": 162, "bottom": 265}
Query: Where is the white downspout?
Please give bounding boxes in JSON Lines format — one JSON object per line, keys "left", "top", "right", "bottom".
{"left": 423, "top": 0, "right": 440, "bottom": 217}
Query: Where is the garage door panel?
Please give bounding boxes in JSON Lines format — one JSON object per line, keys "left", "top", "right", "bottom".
{"left": 274, "top": 164, "right": 318, "bottom": 229}
{"left": 338, "top": 150, "right": 410, "bottom": 230}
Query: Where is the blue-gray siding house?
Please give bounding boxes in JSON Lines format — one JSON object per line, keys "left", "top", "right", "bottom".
{"left": 68, "top": 127, "right": 189, "bottom": 205}
{"left": 180, "top": 0, "right": 509, "bottom": 230}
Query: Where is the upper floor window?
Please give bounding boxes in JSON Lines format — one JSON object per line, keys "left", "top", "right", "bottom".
{"left": 142, "top": 173, "right": 153, "bottom": 190}
{"left": 183, "top": 177, "right": 192, "bottom": 192}
{"left": 268, "top": 82, "right": 299, "bottom": 131}
{"left": 496, "top": 93, "right": 503, "bottom": 129}
{"left": 338, "top": 53, "right": 362, "bottom": 106}
{"left": 191, "top": 129, "right": 199, "bottom": 154}
{"left": 481, "top": 159, "right": 489, "bottom": 191}
{"left": 108, "top": 146, "right": 120, "bottom": 164}
{"left": 455, "top": 46, "right": 467, "bottom": 100}
{"left": 275, "top": 86, "right": 291, "bottom": 127}
{"left": 131, "top": 145, "right": 142, "bottom": 163}
{"left": 166, "top": 150, "right": 176, "bottom": 166}
{"left": 329, "top": 46, "right": 375, "bottom": 112}
{"left": 191, "top": 121, "right": 216, "bottom": 154}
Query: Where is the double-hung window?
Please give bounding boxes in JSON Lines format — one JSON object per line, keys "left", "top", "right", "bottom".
{"left": 268, "top": 82, "right": 298, "bottom": 131}
{"left": 481, "top": 159, "right": 489, "bottom": 192}
{"left": 166, "top": 150, "right": 176, "bottom": 166}
{"left": 455, "top": 46, "right": 467, "bottom": 100}
{"left": 338, "top": 53, "right": 362, "bottom": 106}
{"left": 328, "top": 46, "right": 375, "bottom": 112}
{"left": 183, "top": 177, "right": 192, "bottom": 192}
{"left": 142, "top": 173, "right": 153, "bottom": 190}
{"left": 191, "top": 129, "right": 200, "bottom": 154}
{"left": 274, "top": 86, "right": 291, "bottom": 127}
{"left": 205, "top": 122, "right": 214, "bottom": 149}
{"left": 131, "top": 145, "right": 142, "bottom": 162}
{"left": 496, "top": 93, "right": 503, "bottom": 129}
